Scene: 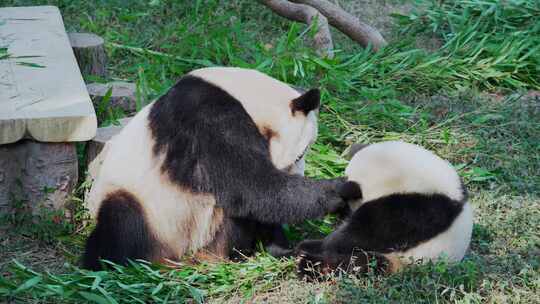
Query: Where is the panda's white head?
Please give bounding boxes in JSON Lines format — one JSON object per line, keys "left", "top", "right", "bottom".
{"left": 343, "top": 141, "right": 465, "bottom": 211}
{"left": 189, "top": 67, "right": 319, "bottom": 175}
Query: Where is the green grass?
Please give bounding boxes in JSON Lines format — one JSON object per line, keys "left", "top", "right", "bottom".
{"left": 1, "top": 0, "right": 539, "bottom": 303}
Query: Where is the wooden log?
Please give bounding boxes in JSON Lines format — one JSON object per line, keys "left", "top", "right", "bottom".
{"left": 292, "top": 0, "right": 387, "bottom": 51}
{"left": 87, "top": 82, "right": 137, "bottom": 115}
{"left": 261, "top": 0, "right": 334, "bottom": 57}
{"left": 68, "top": 32, "right": 107, "bottom": 79}
{"left": 0, "top": 140, "right": 78, "bottom": 213}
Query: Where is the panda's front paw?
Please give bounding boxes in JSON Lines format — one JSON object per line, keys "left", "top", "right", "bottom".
{"left": 335, "top": 204, "right": 352, "bottom": 220}
{"left": 320, "top": 177, "right": 349, "bottom": 214}
{"left": 296, "top": 251, "right": 325, "bottom": 281}
{"left": 322, "top": 187, "right": 346, "bottom": 214}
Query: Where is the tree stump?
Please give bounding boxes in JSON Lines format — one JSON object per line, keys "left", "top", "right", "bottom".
{"left": 87, "top": 82, "right": 137, "bottom": 115}
{"left": 0, "top": 140, "right": 78, "bottom": 213}
{"left": 68, "top": 32, "right": 107, "bottom": 79}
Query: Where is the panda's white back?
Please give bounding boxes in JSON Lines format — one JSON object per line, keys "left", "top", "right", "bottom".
{"left": 346, "top": 141, "right": 465, "bottom": 207}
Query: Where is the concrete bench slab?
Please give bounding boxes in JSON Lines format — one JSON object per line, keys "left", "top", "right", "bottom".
{"left": 0, "top": 6, "right": 97, "bottom": 145}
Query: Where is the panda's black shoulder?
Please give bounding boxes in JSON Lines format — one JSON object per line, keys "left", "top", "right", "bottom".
{"left": 148, "top": 75, "right": 257, "bottom": 154}
{"left": 146, "top": 74, "right": 275, "bottom": 194}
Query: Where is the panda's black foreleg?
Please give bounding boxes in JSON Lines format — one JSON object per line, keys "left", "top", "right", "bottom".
{"left": 265, "top": 224, "right": 290, "bottom": 248}
{"left": 226, "top": 218, "right": 259, "bottom": 261}
{"left": 222, "top": 219, "right": 293, "bottom": 260}
{"left": 264, "top": 224, "right": 294, "bottom": 258}
{"left": 255, "top": 223, "right": 294, "bottom": 258}
{"left": 227, "top": 176, "right": 348, "bottom": 225}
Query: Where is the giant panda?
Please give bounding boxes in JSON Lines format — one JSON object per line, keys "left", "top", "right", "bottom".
{"left": 296, "top": 141, "right": 473, "bottom": 278}
{"left": 83, "top": 67, "right": 347, "bottom": 270}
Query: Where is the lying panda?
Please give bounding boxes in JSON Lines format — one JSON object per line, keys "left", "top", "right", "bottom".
{"left": 296, "top": 141, "right": 473, "bottom": 277}
{"left": 83, "top": 67, "right": 347, "bottom": 270}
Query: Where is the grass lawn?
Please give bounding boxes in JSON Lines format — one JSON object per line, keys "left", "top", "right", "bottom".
{"left": 1, "top": 0, "right": 539, "bottom": 303}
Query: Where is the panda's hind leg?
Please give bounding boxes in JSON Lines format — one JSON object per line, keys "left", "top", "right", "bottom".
{"left": 82, "top": 190, "right": 162, "bottom": 270}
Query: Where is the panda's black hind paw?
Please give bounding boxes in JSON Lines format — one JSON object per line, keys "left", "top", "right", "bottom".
{"left": 296, "top": 251, "right": 327, "bottom": 281}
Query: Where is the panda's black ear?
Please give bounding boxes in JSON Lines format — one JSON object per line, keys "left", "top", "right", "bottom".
{"left": 291, "top": 88, "right": 320, "bottom": 115}
{"left": 338, "top": 181, "right": 362, "bottom": 201}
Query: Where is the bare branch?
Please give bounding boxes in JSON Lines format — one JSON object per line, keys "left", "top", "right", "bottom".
{"left": 260, "top": 0, "right": 334, "bottom": 57}
{"left": 292, "top": 0, "right": 387, "bottom": 51}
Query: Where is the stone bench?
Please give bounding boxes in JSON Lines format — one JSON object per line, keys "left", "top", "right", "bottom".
{"left": 0, "top": 6, "right": 97, "bottom": 212}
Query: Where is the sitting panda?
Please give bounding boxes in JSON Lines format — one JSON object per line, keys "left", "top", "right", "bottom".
{"left": 296, "top": 141, "right": 473, "bottom": 278}
{"left": 83, "top": 67, "right": 347, "bottom": 270}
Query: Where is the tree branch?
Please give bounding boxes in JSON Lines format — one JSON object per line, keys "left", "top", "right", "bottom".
{"left": 261, "top": 0, "right": 334, "bottom": 57}
{"left": 292, "top": 0, "right": 387, "bottom": 51}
